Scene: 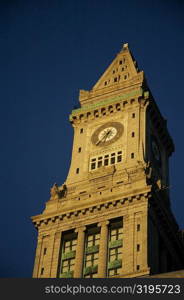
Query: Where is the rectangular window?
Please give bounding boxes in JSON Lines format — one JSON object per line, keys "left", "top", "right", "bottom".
{"left": 108, "top": 218, "right": 123, "bottom": 277}
{"left": 89, "top": 150, "right": 123, "bottom": 171}
{"left": 117, "top": 155, "right": 122, "bottom": 162}
{"left": 111, "top": 157, "right": 115, "bottom": 164}
{"left": 98, "top": 161, "right": 102, "bottom": 168}
{"left": 91, "top": 162, "right": 96, "bottom": 170}
{"left": 104, "top": 158, "right": 109, "bottom": 166}
{"left": 59, "top": 231, "right": 77, "bottom": 278}
{"left": 131, "top": 153, "right": 134, "bottom": 159}
{"left": 137, "top": 224, "right": 141, "bottom": 231}
{"left": 41, "top": 267, "right": 44, "bottom": 275}
{"left": 83, "top": 226, "right": 100, "bottom": 278}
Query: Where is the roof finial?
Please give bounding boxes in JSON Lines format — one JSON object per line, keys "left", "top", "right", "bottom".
{"left": 123, "top": 43, "right": 129, "bottom": 49}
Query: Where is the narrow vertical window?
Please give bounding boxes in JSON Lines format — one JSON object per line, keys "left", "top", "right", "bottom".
{"left": 83, "top": 225, "right": 100, "bottom": 278}
{"left": 41, "top": 267, "right": 44, "bottom": 275}
{"left": 132, "top": 113, "right": 135, "bottom": 118}
{"left": 117, "top": 151, "right": 122, "bottom": 162}
{"left": 76, "top": 168, "right": 79, "bottom": 174}
{"left": 80, "top": 128, "right": 83, "bottom": 134}
{"left": 59, "top": 231, "right": 77, "bottom": 278}
{"left": 137, "top": 244, "right": 140, "bottom": 252}
{"left": 132, "top": 132, "right": 135, "bottom": 137}
{"left": 108, "top": 218, "right": 123, "bottom": 277}
{"left": 78, "top": 147, "right": 81, "bottom": 153}
{"left": 131, "top": 153, "right": 134, "bottom": 159}
{"left": 137, "top": 224, "right": 140, "bottom": 231}
{"left": 43, "top": 248, "right": 47, "bottom": 255}
{"left": 104, "top": 155, "right": 109, "bottom": 166}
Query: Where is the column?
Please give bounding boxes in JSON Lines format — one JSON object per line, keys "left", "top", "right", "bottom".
{"left": 98, "top": 220, "right": 109, "bottom": 278}
{"left": 50, "top": 231, "right": 62, "bottom": 277}
{"left": 44, "top": 231, "right": 56, "bottom": 277}
{"left": 122, "top": 214, "right": 134, "bottom": 275}
{"left": 32, "top": 236, "right": 43, "bottom": 278}
{"left": 74, "top": 226, "right": 86, "bottom": 278}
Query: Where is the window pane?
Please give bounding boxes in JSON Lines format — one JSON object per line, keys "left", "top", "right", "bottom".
{"left": 104, "top": 159, "right": 109, "bottom": 166}
{"left": 86, "top": 254, "right": 92, "bottom": 261}
{"left": 63, "top": 260, "right": 68, "bottom": 267}
{"left": 86, "top": 261, "right": 91, "bottom": 267}
{"left": 111, "top": 157, "right": 115, "bottom": 164}
{"left": 98, "top": 161, "right": 102, "bottom": 167}
{"left": 117, "top": 156, "right": 122, "bottom": 162}
{"left": 95, "top": 234, "right": 100, "bottom": 239}
{"left": 91, "top": 163, "right": 96, "bottom": 170}
{"left": 62, "top": 266, "right": 68, "bottom": 272}
{"left": 65, "top": 241, "right": 70, "bottom": 248}
{"left": 88, "top": 235, "right": 93, "bottom": 242}
{"left": 70, "top": 265, "right": 74, "bottom": 271}
{"left": 94, "top": 253, "right": 99, "bottom": 260}
{"left": 70, "top": 259, "right": 75, "bottom": 265}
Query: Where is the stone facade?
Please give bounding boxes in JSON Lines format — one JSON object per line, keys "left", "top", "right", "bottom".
{"left": 32, "top": 43, "right": 184, "bottom": 278}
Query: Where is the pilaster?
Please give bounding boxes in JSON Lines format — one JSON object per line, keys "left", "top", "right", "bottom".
{"left": 98, "top": 220, "right": 109, "bottom": 277}
{"left": 74, "top": 226, "right": 86, "bottom": 278}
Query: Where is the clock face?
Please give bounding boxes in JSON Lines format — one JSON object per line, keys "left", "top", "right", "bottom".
{"left": 91, "top": 122, "right": 124, "bottom": 146}
{"left": 98, "top": 127, "right": 117, "bottom": 142}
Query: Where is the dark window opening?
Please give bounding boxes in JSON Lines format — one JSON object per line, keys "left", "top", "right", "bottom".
{"left": 132, "top": 113, "right": 135, "bottom": 118}
{"left": 78, "top": 147, "right": 81, "bottom": 153}
{"left": 80, "top": 128, "right": 83, "bottom": 133}
{"left": 137, "top": 224, "right": 140, "bottom": 231}
{"left": 41, "top": 268, "right": 44, "bottom": 275}
{"left": 117, "top": 155, "right": 122, "bottom": 162}
{"left": 132, "top": 132, "right": 135, "bottom": 137}
{"left": 98, "top": 161, "right": 102, "bottom": 168}
{"left": 131, "top": 153, "right": 134, "bottom": 159}
{"left": 91, "top": 163, "right": 96, "bottom": 170}
{"left": 76, "top": 168, "right": 79, "bottom": 174}
{"left": 104, "top": 159, "right": 109, "bottom": 166}
{"left": 111, "top": 157, "right": 115, "bottom": 164}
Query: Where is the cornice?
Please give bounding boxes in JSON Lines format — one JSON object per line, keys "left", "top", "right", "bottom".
{"left": 31, "top": 190, "right": 151, "bottom": 229}
{"left": 69, "top": 89, "right": 149, "bottom": 126}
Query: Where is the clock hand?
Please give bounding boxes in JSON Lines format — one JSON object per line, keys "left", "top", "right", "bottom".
{"left": 96, "top": 130, "right": 110, "bottom": 145}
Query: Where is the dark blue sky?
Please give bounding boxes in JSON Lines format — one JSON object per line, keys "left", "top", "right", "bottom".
{"left": 0, "top": 0, "right": 184, "bottom": 277}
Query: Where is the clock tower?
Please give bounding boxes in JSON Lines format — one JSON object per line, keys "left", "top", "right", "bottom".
{"left": 32, "top": 43, "right": 184, "bottom": 278}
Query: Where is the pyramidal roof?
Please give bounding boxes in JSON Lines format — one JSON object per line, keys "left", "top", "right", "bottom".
{"left": 79, "top": 43, "right": 144, "bottom": 105}
{"left": 93, "top": 43, "right": 140, "bottom": 90}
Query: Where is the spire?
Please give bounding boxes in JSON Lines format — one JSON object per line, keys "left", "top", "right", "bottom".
{"left": 92, "top": 43, "right": 141, "bottom": 91}
{"left": 79, "top": 43, "right": 144, "bottom": 105}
